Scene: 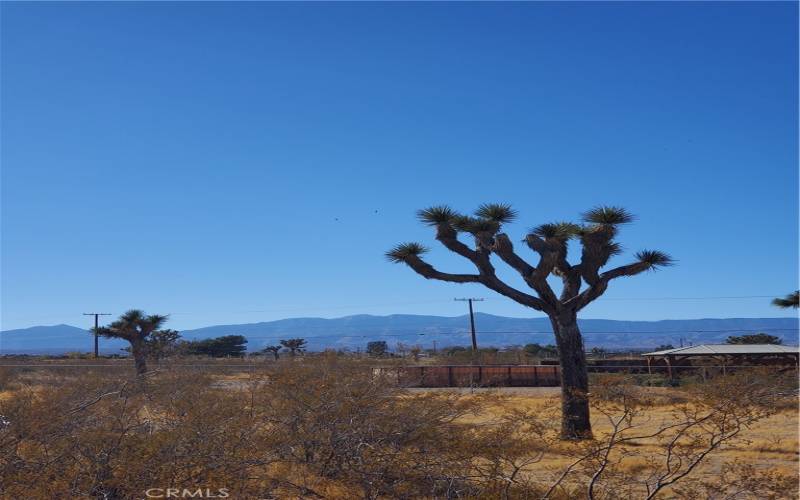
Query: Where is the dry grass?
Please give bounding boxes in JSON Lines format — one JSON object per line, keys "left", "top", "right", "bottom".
{"left": 0, "top": 359, "right": 797, "bottom": 499}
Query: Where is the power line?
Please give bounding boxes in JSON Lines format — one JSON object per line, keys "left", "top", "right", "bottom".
{"left": 2, "top": 299, "right": 459, "bottom": 324}
{"left": 232, "top": 327, "right": 798, "bottom": 341}
{"left": 137, "top": 295, "right": 800, "bottom": 315}
{"left": 2, "top": 294, "right": 793, "bottom": 326}
{"left": 474, "top": 328, "right": 799, "bottom": 334}
{"left": 168, "top": 299, "right": 458, "bottom": 315}
{"left": 597, "top": 295, "right": 782, "bottom": 301}
{"left": 3, "top": 327, "right": 796, "bottom": 342}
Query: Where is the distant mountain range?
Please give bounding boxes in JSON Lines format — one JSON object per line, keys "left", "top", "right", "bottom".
{"left": 1, "top": 314, "right": 797, "bottom": 354}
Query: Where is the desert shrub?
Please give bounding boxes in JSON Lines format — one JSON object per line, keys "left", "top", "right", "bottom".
{"left": 0, "top": 360, "right": 505, "bottom": 498}
{"left": 64, "top": 351, "right": 91, "bottom": 359}
{"left": 0, "top": 360, "right": 795, "bottom": 499}
{"left": 0, "top": 368, "right": 271, "bottom": 498}
{"left": 687, "top": 366, "right": 799, "bottom": 411}
{"left": 254, "top": 360, "right": 499, "bottom": 498}
{"left": 672, "top": 460, "right": 797, "bottom": 499}
{"left": 543, "top": 370, "right": 799, "bottom": 499}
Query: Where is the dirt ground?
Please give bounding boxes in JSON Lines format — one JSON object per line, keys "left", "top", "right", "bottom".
{"left": 415, "top": 386, "right": 800, "bottom": 485}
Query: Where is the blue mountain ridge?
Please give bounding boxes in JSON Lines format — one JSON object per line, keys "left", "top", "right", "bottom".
{"left": 1, "top": 314, "right": 797, "bottom": 354}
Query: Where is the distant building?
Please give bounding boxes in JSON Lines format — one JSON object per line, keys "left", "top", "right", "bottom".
{"left": 642, "top": 344, "right": 799, "bottom": 378}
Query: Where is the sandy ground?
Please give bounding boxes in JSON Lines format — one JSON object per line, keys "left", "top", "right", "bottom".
{"left": 403, "top": 386, "right": 800, "bottom": 489}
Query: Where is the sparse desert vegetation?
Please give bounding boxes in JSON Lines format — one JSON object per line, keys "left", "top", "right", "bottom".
{"left": 2, "top": 1, "right": 797, "bottom": 498}
{"left": 0, "top": 358, "right": 796, "bottom": 499}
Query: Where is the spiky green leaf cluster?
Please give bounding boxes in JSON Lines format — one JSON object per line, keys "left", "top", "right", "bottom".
{"left": 386, "top": 242, "right": 429, "bottom": 263}
{"left": 449, "top": 214, "right": 500, "bottom": 234}
{"left": 605, "top": 242, "right": 624, "bottom": 257}
{"left": 451, "top": 215, "right": 478, "bottom": 232}
{"left": 530, "top": 222, "right": 581, "bottom": 239}
{"left": 416, "top": 205, "right": 458, "bottom": 226}
{"left": 474, "top": 203, "right": 518, "bottom": 224}
{"left": 581, "top": 206, "right": 635, "bottom": 225}
{"left": 635, "top": 250, "right": 675, "bottom": 268}
{"left": 93, "top": 309, "right": 169, "bottom": 341}
{"left": 468, "top": 218, "right": 500, "bottom": 234}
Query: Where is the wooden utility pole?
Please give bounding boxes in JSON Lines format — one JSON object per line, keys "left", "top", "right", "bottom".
{"left": 455, "top": 298, "right": 483, "bottom": 351}
{"left": 83, "top": 313, "right": 111, "bottom": 358}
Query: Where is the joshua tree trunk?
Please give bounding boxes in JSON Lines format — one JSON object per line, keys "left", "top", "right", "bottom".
{"left": 131, "top": 339, "right": 148, "bottom": 375}
{"left": 551, "top": 313, "right": 591, "bottom": 439}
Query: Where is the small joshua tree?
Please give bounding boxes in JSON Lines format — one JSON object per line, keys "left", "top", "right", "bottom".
{"left": 94, "top": 309, "right": 169, "bottom": 375}
{"left": 367, "top": 341, "right": 388, "bottom": 357}
{"left": 387, "top": 204, "right": 673, "bottom": 439}
{"left": 280, "top": 338, "right": 307, "bottom": 357}
{"left": 147, "top": 329, "right": 181, "bottom": 361}
{"left": 262, "top": 345, "right": 282, "bottom": 360}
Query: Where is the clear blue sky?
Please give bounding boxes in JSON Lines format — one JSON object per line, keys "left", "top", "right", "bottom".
{"left": 1, "top": 2, "right": 797, "bottom": 331}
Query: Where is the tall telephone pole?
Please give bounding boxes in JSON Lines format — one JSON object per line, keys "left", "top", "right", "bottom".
{"left": 83, "top": 313, "right": 111, "bottom": 358}
{"left": 455, "top": 298, "right": 484, "bottom": 351}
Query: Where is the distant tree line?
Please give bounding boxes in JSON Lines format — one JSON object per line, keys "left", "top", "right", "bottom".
{"left": 259, "top": 338, "right": 308, "bottom": 359}
{"left": 726, "top": 333, "right": 782, "bottom": 345}
{"left": 182, "top": 335, "right": 248, "bottom": 357}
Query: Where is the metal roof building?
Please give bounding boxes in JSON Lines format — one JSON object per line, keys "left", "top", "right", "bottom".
{"left": 642, "top": 344, "right": 800, "bottom": 356}
{"left": 641, "top": 344, "right": 799, "bottom": 378}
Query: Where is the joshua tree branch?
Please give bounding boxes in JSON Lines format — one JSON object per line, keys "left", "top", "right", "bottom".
{"left": 527, "top": 233, "right": 581, "bottom": 302}
{"left": 576, "top": 225, "right": 621, "bottom": 287}
{"left": 500, "top": 233, "right": 566, "bottom": 306}
{"left": 523, "top": 233, "right": 549, "bottom": 254}
{"left": 567, "top": 261, "right": 655, "bottom": 310}
{"left": 479, "top": 273, "right": 550, "bottom": 313}
{"left": 600, "top": 262, "right": 652, "bottom": 281}
{"left": 560, "top": 267, "right": 583, "bottom": 302}
{"left": 492, "top": 234, "right": 559, "bottom": 307}
{"left": 492, "top": 234, "right": 535, "bottom": 277}
{"left": 569, "top": 279, "right": 607, "bottom": 311}
{"left": 402, "top": 248, "right": 550, "bottom": 313}
{"left": 523, "top": 234, "right": 561, "bottom": 278}
{"left": 463, "top": 236, "right": 552, "bottom": 313}
{"left": 434, "top": 223, "right": 479, "bottom": 261}
{"left": 402, "top": 255, "right": 481, "bottom": 284}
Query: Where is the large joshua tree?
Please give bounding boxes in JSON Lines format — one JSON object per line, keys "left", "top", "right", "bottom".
{"left": 387, "top": 204, "right": 673, "bottom": 439}
{"left": 94, "top": 309, "right": 169, "bottom": 375}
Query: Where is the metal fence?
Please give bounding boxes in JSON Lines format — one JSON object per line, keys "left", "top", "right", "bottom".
{"left": 382, "top": 363, "right": 799, "bottom": 388}
{"left": 3, "top": 361, "right": 794, "bottom": 388}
